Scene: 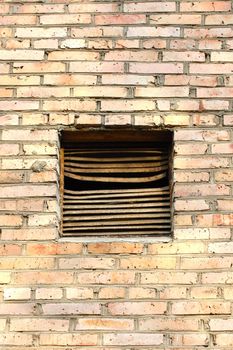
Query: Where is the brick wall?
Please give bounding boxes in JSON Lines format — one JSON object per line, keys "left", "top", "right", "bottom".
{"left": 1, "top": 0, "right": 233, "bottom": 348}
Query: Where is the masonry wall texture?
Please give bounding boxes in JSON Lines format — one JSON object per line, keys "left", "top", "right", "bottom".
{"left": 0, "top": 0, "right": 233, "bottom": 348}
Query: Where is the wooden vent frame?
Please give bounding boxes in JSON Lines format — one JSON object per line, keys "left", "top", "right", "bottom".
{"left": 60, "top": 129, "right": 173, "bottom": 237}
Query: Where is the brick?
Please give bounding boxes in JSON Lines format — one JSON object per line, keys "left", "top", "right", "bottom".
{"left": 0, "top": 244, "right": 22, "bottom": 256}
{"left": 171, "top": 334, "right": 209, "bottom": 346}
{"left": 124, "top": 2, "right": 176, "bottom": 12}
{"left": 40, "top": 333, "right": 98, "bottom": 346}
{"left": 87, "top": 242, "right": 143, "bottom": 254}
{"left": 190, "top": 63, "right": 233, "bottom": 74}
{"left": 48, "top": 51, "right": 99, "bottom": 61}
{"left": 95, "top": 14, "right": 146, "bottom": 25}
{"left": 175, "top": 183, "right": 230, "bottom": 197}
{"left": 0, "top": 115, "right": 19, "bottom": 125}
{"left": 175, "top": 143, "right": 208, "bottom": 155}
{"left": 108, "top": 302, "right": 167, "bottom": 315}
{"left": 217, "top": 200, "right": 233, "bottom": 211}
{"left": 141, "top": 271, "right": 197, "bottom": 284}
{"left": 128, "top": 287, "right": 156, "bottom": 299}
{"left": 44, "top": 74, "right": 96, "bottom": 85}
{"left": 16, "top": 27, "right": 67, "bottom": 38}
{"left": 0, "top": 144, "right": 19, "bottom": 155}
{"left": 13, "top": 4, "right": 65, "bottom": 13}
{"left": 150, "top": 14, "right": 201, "bottom": 24}
{"left": 175, "top": 129, "right": 229, "bottom": 141}
{"left": 134, "top": 115, "right": 161, "bottom": 126}
{"left": 75, "top": 114, "right": 101, "bottom": 126}
{"left": 42, "top": 303, "right": 101, "bottom": 315}
{"left": 98, "top": 287, "right": 125, "bottom": 299}
{"left": 77, "top": 271, "right": 135, "bottom": 284}
{"left": 120, "top": 256, "right": 177, "bottom": 269}
{"left": 73, "top": 86, "right": 127, "bottom": 98}
{"left": 206, "top": 14, "right": 233, "bottom": 25}
{"left": 102, "top": 74, "right": 154, "bottom": 85}
{"left": 215, "top": 170, "right": 233, "bottom": 182}
{"left": 174, "top": 157, "right": 229, "bottom": 169}
{"left": 23, "top": 143, "right": 57, "bottom": 155}
{"left": 172, "top": 301, "right": 231, "bottom": 315}
{"left": 0, "top": 185, "right": 56, "bottom": 198}
{"left": 139, "top": 318, "right": 198, "bottom": 331}
{"left": 181, "top": 1, "right": 231, "bottom": 11}
{"left": 175, "top": 199, "right": 209, "bottom": 211}
{"left": 223, "top": 115, "right": 233, "bottom": 125}
{"left": 66, "top": 287, "right": 93, "bottom": 300}
{"left": 69, "top": 3, "right": 118, "bottom": 12}
{"left": 0, "top": 215, "right": 22, "bottom": 227}
{"left": 129, "top": 62, "right": 183, "bottom": 74}
{"left": 59, "top": 257, "right": 115, "bottom": 269}
{"left": 199, "top": 39, "right": 222, "bottom": 49}
{"left": 0, "top": 100, "right": 39, "bottom": 111}
{"left": 209, "top": 318, "right": 233, "bottom": 331}
{"left": 26, "top": 243, "right": 82, "bottom": 255}
{"left": 0, "top": 15, "right": 36, "bottom": 25}
{"left": 104, "top": 50, "right": 158, "bottom": 62}
{"left": 69, "top": 62, "right": 124, "bottom": 73}
{"left": 76, "top": 318, "right": 134, "bottom": 330}
{"left": 0, "top": 272, "right": 11, "bottom": 283}
{"left": 0, "top": 257, "right": 55, "bottom": 269}
{"left": 13, "top": 62, "right": 65, "bottom": 73}
{"left": 142, "top": 39, "right": 166, "bottom": 49}
{"left": 5, "top": 39, "right": 30, "bottom": 49}
{"left": 159, "top": 286, "right": 187, "bottom": 299}
{"left": 0, "top": 303, "right": 36, "bottom": 315}
{"left": 103, "top": 333, "right": 163, "bottom": 346}
{"left": 40, "top": 14, "right": 91, "bottom": 25}
{"left": 0, "top": 75, "right": 40, "bottom": 86}
{"left": 0, "top": 50, "right": 44, "bottom": 60}
{"left": 203, "top": 272, "right": 233, "bottom": 284}
{"left": 101, "top": 99, "right": 155, "bottom": 111}
{"left": 10, "top": 318, "right": 69, "bottom": 331}
{"left": 190, "top": 287, "right": 218, "bottom": 299}
{"left": 224, "top": 287, "right": 233, "bottom": 299}
{"left": 36, "top": 288, "right": 63, "bottom": 300}
{"left": 127, "top": 26, "right": 180, "bottom": 37}
{"left": 185, "top": 28, "right": 233, "bottom": 38}
{"left": 148, "top": 242, "right": 206, "bottom": 254}
{"left": 197, "top": 87, "right": 233, "bottom": 98}
{"left": 43, "top": 99, "right": 96, "bottom": 111}
{"left": 135, "top": 87, "right": 189, "bottom": 97}
{"left": 0, "top": 320, "right": 6, "bottom": 331}
{"left": 212, "top": 142, "right": 233, "bottom": 153}
{"left": 181, "top": 257, "right": 233, "bottom": 269}
{"left": 105, "top": 114, "right": 131, "bottom": 125}
{"left": 12, "top": 271, "right": 74, "bottom": 284}
{"left": 60, "top": 39, "right": 85, "bottom": 49}
{"left": 215, "top": 334, "right": 233, "bottom": 346}
{"left": 34, "top": 39, "right": 58, "bottom": 49}
{"left": 17, "top": 87, "right": 70, "bottom": 98}
{"left": 88, "top": 39, "right": 113, "bottom": 49}
{"left": 163, "top": 51, "right": 205, "bottom": 62}
{"left": 0, "top": 334, "right": 33, "bottom": 346}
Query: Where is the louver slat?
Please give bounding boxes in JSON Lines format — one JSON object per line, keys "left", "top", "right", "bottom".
{"left": 62, "top": 149, "right": 171, "bottom": 236}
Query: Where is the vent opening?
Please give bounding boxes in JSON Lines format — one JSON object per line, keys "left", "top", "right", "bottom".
{"left": 60, "top": 130, "right": 173, "bottom": 237}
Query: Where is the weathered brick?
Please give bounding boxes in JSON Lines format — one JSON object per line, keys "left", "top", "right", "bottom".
{"left": 42, "top": 303, "right": 101, "bottom": 315}
{"left": 4, "top": 288, "right": 31, "bottom": 301}
{"left": 10, "top": 318, "right": 69, "bottom": 332}
{"left": 108, "top": 302, "right": 167, "bottom": 315}
{"left": 103, "top": 333, "right": 163, "bottom": 346}
{"left": 40, "top": 333, "right": 98, "bottom": 346}
{"left": 76, "top": 318, "right": 134, "bottom": 330}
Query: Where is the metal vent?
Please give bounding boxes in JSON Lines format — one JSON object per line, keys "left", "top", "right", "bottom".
{"left": 61, "top": 133, "right": 172, "bottom": 237}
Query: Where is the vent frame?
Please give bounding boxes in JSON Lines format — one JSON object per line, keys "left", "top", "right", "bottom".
{"left": 60, "top": 129, "right": 173, "bottom": 237}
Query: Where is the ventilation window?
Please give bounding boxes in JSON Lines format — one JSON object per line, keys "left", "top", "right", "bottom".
{"left": 60, "top": 130, "right": 173, "bottom": 237}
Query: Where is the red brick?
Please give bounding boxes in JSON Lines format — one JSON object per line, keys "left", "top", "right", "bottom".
{"left": 206, "top": 14, "right": 233, "bottom": 25}
{"left": 185, "top": 28, "right": 233, "bottom": 38}
{"left": 0, "top": 15, "right": 36, "bottom": 25}
{"left": 13, "top": 4, "right": 65, "bottom": 13}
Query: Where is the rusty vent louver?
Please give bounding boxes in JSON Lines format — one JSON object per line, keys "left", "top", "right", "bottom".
{"left": 61, "top": 146, "right": 171, "bottom": 237}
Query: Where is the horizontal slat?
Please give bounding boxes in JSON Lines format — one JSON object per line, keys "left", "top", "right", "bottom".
{"left": 65, "top": 155, "right": 168, "bottom": 162}
{"left": 64, "top": 190, "right": 169, "bottom": 200}
{"left": 64, "top": 186, "right": 169, "bottom": 195}
{"left": 62, "top": 230, "right": 171, "bottom": 236}
{"left": 63, "top": 207, "right": 170, "bottom": 215}
{"left": 63, "top": 217, "right": 170, "bottom": 226}
{"left": 64, "top": 164, "right": 168, "bottom": 174}
{"left": 64, "top": 171, "right": 167, "bottom": 183}
{"left": 62, "top": 224, "right": 171, "bottom": 231}
{"left": 64, "top": 219, "right": 170, "bottom": 230}
{"left": 64, "top": 160, "right": 168, "bottom": 169}
{"left": 65, "top": 149, "right": 165, "bottom": 154}
{"left": 63, "top": 213, "right": 170, "bottom": 221}
{"left": 63, "top": 202, "right": 170, "bottom": 209}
